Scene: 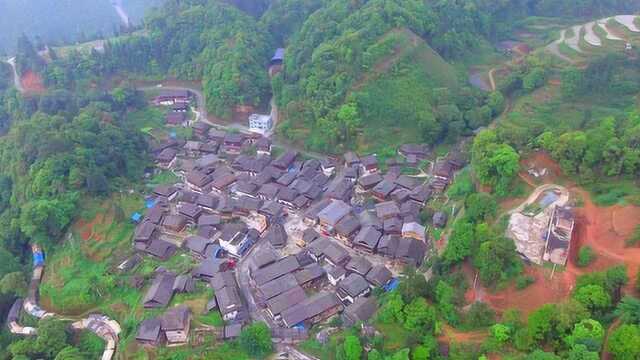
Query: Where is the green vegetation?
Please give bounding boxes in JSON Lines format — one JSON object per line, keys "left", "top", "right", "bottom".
{"left": 238, "top": 322, "right": 273, "bottom": 359}
{"left": 577, "top": 246, "right": 596, "bottom": 267}
{"left": 8, "top": 318, "right": 82, "bottom": 359}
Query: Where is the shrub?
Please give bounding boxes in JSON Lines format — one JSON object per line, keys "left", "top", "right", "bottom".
{"left": 516, "top": 275, "right": 535, "bottom": 290}
{"left": 626, "top": 225, "right": 640, "bottom": 247}
{"left": 463, "top": 302, "right": 495, "bottom": 329}
{"left": 577, "top": 246, "right": 596, "bottom": 267}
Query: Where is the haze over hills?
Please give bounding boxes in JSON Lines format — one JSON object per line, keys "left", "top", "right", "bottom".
{"left": 0, "top": 0, "right": 163, "bottom": 53}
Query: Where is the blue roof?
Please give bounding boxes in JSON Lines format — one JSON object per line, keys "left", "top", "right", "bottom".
{"left": 384, "top": 278, "right": 400, "bottom": 292}
{"left": 145, "top": 198, "right": 156, "bottom": 209}
{"left": 33, "top": 252, "right": 45, "bottom": 267}
{"left": 131, "top": 212, "right": 142, "bottom": 222}
{"left": 271, "top": 48, "right": 285, "bottom": 62}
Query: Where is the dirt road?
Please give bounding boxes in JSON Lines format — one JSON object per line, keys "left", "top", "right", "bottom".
{"left": 6, "top": 57, "right": 24, "bottom": 93}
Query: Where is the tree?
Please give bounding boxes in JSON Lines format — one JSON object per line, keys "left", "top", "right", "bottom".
{"left": 576, "top": 246, "right": 595, "bottom": 267}
{"left": 463, "top": 302, "right": 495, "bottom": 329}
{"left": 525, "top": 350, "right": 561, "bottom": 360}
{"left": 436, "top": 280, "right": 459, "bottom": 325}
{"left": 35, "top": 318, "right": 71, "bottom": 359}
{"left": 342, "top": 335, "right": 362, "bottom": 360}
{"left": 464, "top": 193, "right": 497, "bottom": 223}
{"left": 472, "top": 130, "right": 520, "bottom": 195}
{"left": 527, "top": 304, "right": 556, "bottom": 343}
{"left": 239, "top": 322, "right": 272, "bottom": 359}
{"left": 491, "top": 323, "right": 511, "bottom": 344}
{"left": 399, "top": 266, "right": 428, "bottom": 303}
{"left": 567, "top": 344, "right": 599, "bottom": 360}
{"left": 54, "top": 346, "right": 86, "bottom": 360}
{"left": 607, "top": 324, "right": 640, "bottom": 360}
{"left": 574, "top": 285, "right": 611, "bottom": 315}
{"left": 368, "top": 349, "right": 383, "bottom": 360}
{"left": 565, "top": 319, "right": 604, "bottom": 352}
{"left": 0, "top": 272, "right": 28, "bottom": 297}
{"left": 443, "top": 220, "right": 474, "bottom": 263}
{"left": 615, "top": 297, "right": 640, "bottom": 324}
{"left": 403, "top": 298, "right": 436, "bottom": 335}
{"left": 378, "top": 292, "right": 406, "bottom": 324}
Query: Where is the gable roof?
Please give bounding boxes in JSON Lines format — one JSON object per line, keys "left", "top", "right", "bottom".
{"left": 253, "top": 256, "right": 300, "bottom": 285}
{"left": 143, "top": 271, "right": 176, "bottom": 308}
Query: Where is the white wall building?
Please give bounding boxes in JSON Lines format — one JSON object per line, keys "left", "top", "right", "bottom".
{"left": 249, "top": 114, "right": 273, "bottom": 134}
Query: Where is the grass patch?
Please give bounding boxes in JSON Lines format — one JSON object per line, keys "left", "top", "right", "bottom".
{"left": 374, "top": 322, "right": 412, "bottom": 353}
{"left": 127, "top": 107, "right": 165, "bottom": 132}
{"left": 147, "top": 170, "right": 179, "bottom": 187}
{"left": 586, "top": 180, "right": 640, "bottom": 206}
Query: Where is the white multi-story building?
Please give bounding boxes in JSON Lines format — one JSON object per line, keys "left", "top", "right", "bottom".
{"left": 249, "top": 114, "right": 273, "bottom": 134}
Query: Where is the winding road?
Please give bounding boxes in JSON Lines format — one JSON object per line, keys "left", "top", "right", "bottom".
{"left": 8, "top": 245, "right": 120, "bottom": 360}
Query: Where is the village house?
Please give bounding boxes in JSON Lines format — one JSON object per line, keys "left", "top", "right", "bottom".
{"left": 344, "top": 166, "right": 359, "bottom": 183}
{"left": 326, "top": 179, "right": 353, "bottom": 202}
{"left": 156, "top": 148, "right": 178, "bottom": 170}
{"left": 344, "top": 152, "right": 360, "bottom": 168}
{"left": 173, "top": 274, "right": 196, "bottom": 293}
{"left": 218, "top": 223, "right": 252, "bottom": 257}
{"left": 143, "top": 271, "right": 177, "bottom": 308}
{"left": 353, "top": 227, "right": 382, "bottom": 254}
{"left": 281, "top": 292, "right": 343, "bottom": 328}
{"left": 337, "top": 273, "right": 371, "bottom": 304}
{"left": 266, "top": 286, "right": 306, "bottom": 321}
{"left": 366, "top": 265, "right": 393, "bottom": 288}
{"left": 258, "top": 273, "right": 298, "bottom": 301}
{"left": 253, "top": 248, "right": 279, "bottom": 270}
{"left": 166, "top": 112, "right": 186, "bottom": 126}
{"left": 544, "top": 206, "right": 575, "bottom": 266}
{"left": 398, "top": 144, "right": 428, "bottom": 159}
{"left": 256, "top": 137, "right": 272, "bottom": 155}
{"left": 327, "top": 265, "right": 347, "bottom": 286}
{"left": 320, "top": 159, "right": 336, "bottom": 177}
{"left": 161, "top": 305, "right": 191, "bottom": 347}
{"left": 215, "top": 281, "right": 243, "bottom": 321}
{"left": 186, "top": 171, "right": 213, "bottom": 193}
{"left": 248, "top": 114, "right": 273, "bottom": 134}
{"left": 317, "top": 200, "right": 352, "bottom": 234}
{"left": 342, "top": 297, "right": 378, "bottom": 327}
{"left": 273, "top": 150, "right": 298, "bottom": 170}
{"left": 371, "top": 180, "right": 396, "bottom": 201}
{"left": 264, "top": 223, "right": 287, "bottom": 249}
{"left": 377, "top": 235, "right": 399, "bottom": 258}
{"left": 402, "top": 222, "right": 426, "bottom": 242}
{"left": 136, "top": 318, "right": 163, "bottom": 346}
{"left": 252, "top": 255, "right": 301, "bottom": 286}
{"left": 346, "top": 256, "right": 373, "bottom": 277}
{"left": 433, "top": 211, "right": 448, "bottom": 228}
{"left": 144, "top": 238, "right": 177, "bottom": 260}
{"left": 304, "top": 199, "right": 332, "bottom": 225}
{"left": 359, "top": 211, "right": 382, "bottom": 232}
{"left": 395, "top": 238, "right": 428, "bottom": 267}
{"left": 224, "top": 323, "right": 243, "bottom": 340}
{"left": 383, "top": 217, "right": 403, "bottom": 235}
{"left": 178, "top": 203, "right": 203, "bottom": 223}
{"left": 153, "top": 185, "right": 179, "bottom": 203}
{"left": 334, "top": 215, "right": 361, "bottom": 244}
{"left": 360, "top": 155, "right": 379, "bottom": 174}
{"left": 192, "top": 122, "right": 210, "bottom": 138}
{"left": 196, "top": 194, "right": 219, "bottom": 213}
{"left": 376, "top": 201, "right": 400, "bottom": 220}
{"left": 357, "top": 173, "right": 383, "bottom": 192}
{"left": 154, "top": 89, "right": 190, "bottom": 105}
{"left": 322, "top": 242, "right": 351, "bottom": 267}
{"left": 183, "top": 235, "right": 213, "bottom": 259}
{"left": 294, "top": 263, "right": 326, "bottom": 288}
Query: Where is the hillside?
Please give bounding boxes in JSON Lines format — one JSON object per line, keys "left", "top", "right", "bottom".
{"left": 0, "top": 0, "right": 163, "bottom": 53}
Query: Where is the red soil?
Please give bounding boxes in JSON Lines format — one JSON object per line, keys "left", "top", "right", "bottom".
{"left": 465, "top": 264, "right": 575, "bottom": 316}
{"left": 20, "top": 71, "right": 45, "bottom": 93}
{"left": 470, "top": 151, "right": 640, "bottom": 315}
{"left": 73, "top": 213, "right": 106, "bottom": 242}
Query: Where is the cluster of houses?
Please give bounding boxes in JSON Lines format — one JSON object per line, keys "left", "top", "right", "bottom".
{"left": 129, "top": 88, "right": 467, "bottom": 347}
{"left": 154, "top": 89, "right": 192, "bottom": 127}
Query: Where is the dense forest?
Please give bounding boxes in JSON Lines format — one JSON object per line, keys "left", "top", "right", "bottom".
{"left": 0, "top": 84, "right": 149, "bottom": 357}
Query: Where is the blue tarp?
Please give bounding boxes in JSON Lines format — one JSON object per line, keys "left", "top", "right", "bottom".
{"left": 169, "top": 131, "right": 177, "bottom": 139}
{"left": 384, "top": 278, "right": 400, "bottom": 292}
{"left": 131, "top": 212, "right": 142, "bottom": 223}
{"left": 293, "top": 323, "right": 306, "bottom": 330}
{"left": 145, "top": 198, "right": 156, "bottom": 209}
{"left": 33, "top": 252, "right": 45, "bottom": 267}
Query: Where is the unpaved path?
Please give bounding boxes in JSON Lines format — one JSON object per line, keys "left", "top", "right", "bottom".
{"left": 9, "top": 245, "right": 120, "bottom": 360}
{"left": 546, "top": 29, "right": 574, "bottom": 63}
{"left": 6, "top": 57, "right": 24, "bottom": 93}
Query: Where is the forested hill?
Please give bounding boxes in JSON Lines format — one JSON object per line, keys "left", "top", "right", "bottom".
{"left": 28, "top": 0, "right": 640, "bottom": 153}
{"left": 0, "top": 0, "right": 163, "bottom": 53}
